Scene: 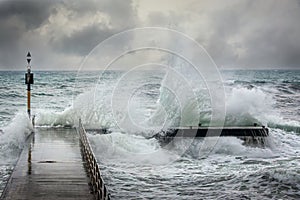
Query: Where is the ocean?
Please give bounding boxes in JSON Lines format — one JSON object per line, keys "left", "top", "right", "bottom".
{"left": 0, "top": 69, "right": 299, "bottom": 199}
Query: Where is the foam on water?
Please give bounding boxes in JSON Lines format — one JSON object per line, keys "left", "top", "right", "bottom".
{"left": 88, "top": 129, "right": 294, "bottom": 163}
{"left": 88, "top": 127, "right": 300, "bottom": 199}
{"left": 32, "top": 70, "right": 300, "bottom": 135}
{"left": 88, "top": 132, "right": 180, "bottom": 165}
{"left": 0, "top": 112, "right": 33, "bottom": 163}
{"left": 225, "top": 87, "right": 274, "bottom": 125}
{"left": 0, "top": 111, "right": 33, "bottom": 195}
{"left": 83, "top": 69, "right": 299, "bottom": 198}
{"left": 1, "top": 70, "right": 299, "bottom": 198}
{"left": 35, "top": 88, "right": 116, "bottom": 129}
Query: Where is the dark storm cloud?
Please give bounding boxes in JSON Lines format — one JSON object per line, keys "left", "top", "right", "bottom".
{"left": 0, "top": 0, "right": 137, "bottom": 69}
{"left": 51, "top": 0, "right": 136, "bottom": 56}
{"left": 0, "top": 0, "right": 56, "bottom": 68}
{"left": 53, "top": 25, "right": 115, "bottom": 55}
{"left": 0, "top": 0, "right": 54, "bottom": 29}
{"left": 0, "top": 0, "right": 300, "bottom": 69}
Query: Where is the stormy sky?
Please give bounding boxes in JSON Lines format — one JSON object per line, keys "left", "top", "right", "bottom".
{"left": 0, "top": 0, "right": 300, "bottom": 70}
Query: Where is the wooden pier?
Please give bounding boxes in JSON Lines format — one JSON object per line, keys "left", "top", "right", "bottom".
{"left": 1, "top": 127, "right": 109, "bottom": 200}
{"left": 0, "top": 123, "right": 268, "bottom": 199}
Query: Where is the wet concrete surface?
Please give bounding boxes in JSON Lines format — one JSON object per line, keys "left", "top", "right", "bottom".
{"left": 1, "top": 128, "right": 94, "bottom": 200}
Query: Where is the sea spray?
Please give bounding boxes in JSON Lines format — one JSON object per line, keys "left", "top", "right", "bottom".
{"left": 147, "top": 67, "right": 204, "bottom": 129}
{"left": 0, "top": 70, "right": 299, "bottom": 199}
{"left": 88, "top": 132, "right": 179, "bottom": 165}
{"left": 36, "top": 88, "right": 116, "bottom": 129}
{"left": 32, "top": 69, "right": 300, "bottom": 139}
{"left": 225, "top": 86, "right": 275, "bottom": 126}
{"left": 0, "top": 112, "right": 33, "bottom": 163}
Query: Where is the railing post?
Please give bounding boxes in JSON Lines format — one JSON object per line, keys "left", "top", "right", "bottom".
{"left": 77, "top": 118, "right": 110, "bottom": 200}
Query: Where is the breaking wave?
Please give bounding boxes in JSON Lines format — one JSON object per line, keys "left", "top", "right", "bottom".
{"left": 0, "top": 112, "right": 33, "bottom": 164}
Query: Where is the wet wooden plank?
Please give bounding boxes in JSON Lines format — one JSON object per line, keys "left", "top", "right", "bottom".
{"left": 1, "top": 129, "right": 94, "bottom": 200}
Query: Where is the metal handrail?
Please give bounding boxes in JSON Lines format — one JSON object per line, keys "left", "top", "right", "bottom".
{"left": 77, "top": 119, "right": 111, "bottom": 200}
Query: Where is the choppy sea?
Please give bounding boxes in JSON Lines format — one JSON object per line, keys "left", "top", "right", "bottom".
{"left": 0, "top": 69, "right": 299, "bottom": 199}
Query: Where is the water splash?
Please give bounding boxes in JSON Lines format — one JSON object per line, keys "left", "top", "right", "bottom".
{"left": 0, "top": 112, "right": 33, "bottom": 164}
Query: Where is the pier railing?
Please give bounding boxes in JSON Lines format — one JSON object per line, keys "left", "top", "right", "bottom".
{"left": 77, "top": 119, "right": 111, "bottom": 200}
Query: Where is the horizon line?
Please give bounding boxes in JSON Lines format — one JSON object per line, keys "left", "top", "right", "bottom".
{"left": 0, "top": 67, "right": 299, "bottom": 72}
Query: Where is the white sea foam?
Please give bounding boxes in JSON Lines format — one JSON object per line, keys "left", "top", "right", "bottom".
{"left": 0, "top": 112, "right": 33, "bottom": 164}
{"left": 88, "top": 132, "right": 179, "bottom": 165}
{"left": 1, "top": 70, "right": 299, "bottom": 199}
{"left": 87, "top": 128, "right": 299, "bottom": 166}
{"left": 35, "top": 75, "right": 300, "bottom": 136}
{"left": 225, "top": 86, "right": 275, "bottom": 125}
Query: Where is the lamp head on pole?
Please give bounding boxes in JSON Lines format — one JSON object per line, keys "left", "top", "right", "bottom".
{"left": 26, "top": 52, "right": 31, "bottom": 71}
{"left": 25, "top": 52, "right": 34, "bottom": 84}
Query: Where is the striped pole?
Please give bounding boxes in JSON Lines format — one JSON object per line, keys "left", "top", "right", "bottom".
{"left": 25, "top": 52, "right": 33, "bottom": 118}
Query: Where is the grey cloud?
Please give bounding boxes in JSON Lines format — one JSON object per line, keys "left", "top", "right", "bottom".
{"left": 0, "top": 0, "right": 300, "bottom": 69}
{"left": 52, "top": 25, "right": 115, "bottom": 55}
{"left": 0, "top": 0, "right": 54, "bottom": 29}
{"left": 50, "top": 0, "right": 137, "bottom": 56}
{"left": 0, "top": 0, "right": 137, "bottom": 69}
{"left": 144, "top": 0, "right": 300, "bottom": 69}
{"left": 239, "top": 24, "right": 300, "bottom": 68}
{"left": 198, "top": 0, "right": 300, "bottom": 68}
{"left": 0, "top": 0, "right": 56, "bottom": 68}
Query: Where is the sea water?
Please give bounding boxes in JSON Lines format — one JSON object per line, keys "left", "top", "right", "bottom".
{"left": 0, "top": 69, "right": 299, "bottom": 199}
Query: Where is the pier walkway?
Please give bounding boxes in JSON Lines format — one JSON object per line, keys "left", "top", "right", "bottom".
{"left": 0, "top": 122, "right": 268, "bottom": 200}
{"left": 1, "top": 127, "right": 110, "bottom": 200}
